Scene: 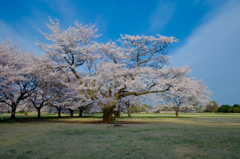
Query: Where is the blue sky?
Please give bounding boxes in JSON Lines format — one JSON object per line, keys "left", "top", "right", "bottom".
{"left": 0, "top": 0, "right": 239, "bottom": 106}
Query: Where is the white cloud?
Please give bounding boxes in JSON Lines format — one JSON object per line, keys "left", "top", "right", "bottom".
{"left": 0, "top": 20, "right": 43, "bottom": 54}
{"left": 171, "top": 1, "right": 240, "bottom": 105}
{"left": 148, "top": 1, "right": 176, "bottom": 31}
{"left": 43, "top": 0, "right": 79, "bottom": 22}
{"left": 94, "top": 14, "right": 108, "bottom": 33}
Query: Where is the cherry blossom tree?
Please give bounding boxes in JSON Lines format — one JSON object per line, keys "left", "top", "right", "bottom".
{"left": 152, "top": 77, "right": 211, "bottom": 117}
{"left": 47, "top": 82, "right": 87, "bottom": 118}
{"left": 48, "top": 88, "right": 70, "bottom": 118}
{"left": 27, "top": 57, "right": 80, "bottom": 118}
{"left": 77, "top": 102, "right": 93, "bottom": 117}
{"left": 0, "top": 103, "right": 10, "bottom": 114}
{"left": 16, "top": 100, "right": 34, "bottom": 115}
{"left": 120, "top": 96, "right": 142, "bottom": 117}
{"left": 36, "top": 18, "right": 195, "bottom": 122}
{"left": 27, "top": 82, "right": 57, "bottom": 118}
{"left": 0, "top": 39, "right": 40, "bottom": 119}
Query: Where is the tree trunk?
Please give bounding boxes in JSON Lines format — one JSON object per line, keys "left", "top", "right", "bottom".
{"left": 79, "top": 108, "right": 83, "bottom": 117}
{"left": 175, "top": 108, "right": 179, "bottom": 118}
{"left": 174, "top": 105, "right": 180, "bottom": 118}
{"left": 58, "top": 108, "right": 61, "bottom": 118}
{"left": 175, "top": 111, "right": 179, "bottom": 118}
{"left": 114, "top": 110, "right": 120, "bottom": 118}
{"left": 68, "top": 109, "right": 74, "bottom": 117}
{"left": 37, "top": 108, "right": 41, "bottom": 118}
{"left": 128, "top": 110, "right": 132, "bottom": 117}
{"left": 10, "top": 106, "right": 16, "bottom": 120}
{"left": 103, "top": 107, "right": 114, "bottom": 122}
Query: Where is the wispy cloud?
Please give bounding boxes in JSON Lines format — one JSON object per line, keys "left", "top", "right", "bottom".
{"left": 0, "top": 0, "right": 86, "bottom": 54}
{"left": 42, "top": 0, "right": 79, "bottom": 22}
{"left": 93, "top": 14, "right": 109, "bottom": 42}
{"left": 0, "top": 19, "right": 43, "bottom": 54}
{"left": 148, "top": 1, "right": 176, "bottom": 32}
{"left": 170, "top": 1, "right": 240, "bottom": 105}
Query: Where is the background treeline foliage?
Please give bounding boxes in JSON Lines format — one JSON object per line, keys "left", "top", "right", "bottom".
{"left": 218, "top": 104, "right": 240, "bottom": 113}
{"left": 206, "top": 101, "right": 240, "bottom": 113}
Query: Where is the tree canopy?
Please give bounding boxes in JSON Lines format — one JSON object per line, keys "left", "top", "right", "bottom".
{"left": 0, "top": 18, "right": 212, "bottom": 120}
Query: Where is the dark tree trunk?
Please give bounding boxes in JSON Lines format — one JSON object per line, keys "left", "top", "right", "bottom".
{"left": 37, "top": 108, "right": 41, "bottom": 118}
{"left": 103, "top": 107, "right": 114, "bottom": 122}
{"left": 128, "top": 109, "right": 132, "bottom": 117}
{"left": 68, "top": 109, "right": 74, "bottom": 117}
{"left": 10, "top": 106, "right": 16, "bottom": 120}
{"left": 78, "top": 108, "right": 84, "bottom": 117}
{"left": 175, "top": 111, "right": 179, "bottom": 118}
{"left": 175, "top": 108, "right": 179, "bottom": 118}
{"left": 114, "top": 110, "right": 120, "bottom": 118}
{"left": 58, "top": 108, "right": 61, "bottom": 118}
{"left": 174, "top": 106, "right": 179, "bottom": 118}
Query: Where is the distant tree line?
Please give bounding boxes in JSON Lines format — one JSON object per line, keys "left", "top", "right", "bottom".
{"left": 205, "top": 101, "right": 240, "bottom": 113}
{"left": 218, "top": 104, "right": 240, "bottom": 113}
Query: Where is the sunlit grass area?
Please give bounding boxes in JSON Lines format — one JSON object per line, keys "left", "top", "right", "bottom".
{"left": 0, "top": 113, "right": 240, "bottom": 158}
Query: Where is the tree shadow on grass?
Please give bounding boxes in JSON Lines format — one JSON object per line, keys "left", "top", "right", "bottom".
{"left": 0, "top": 118, "right": 151, "bottom": 124}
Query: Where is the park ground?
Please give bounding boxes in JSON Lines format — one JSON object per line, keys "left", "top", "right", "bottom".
{"left": 0, "top": 113, "right": 240, "bottom": 159}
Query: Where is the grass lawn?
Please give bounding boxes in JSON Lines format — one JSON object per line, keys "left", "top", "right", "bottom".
{"left": 0, "top": 113, "right": 240, "bottom": 159}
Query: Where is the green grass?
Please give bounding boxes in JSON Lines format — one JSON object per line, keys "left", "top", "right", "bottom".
{"left": 0, "top": 113, "right": 240, "bottom": 158}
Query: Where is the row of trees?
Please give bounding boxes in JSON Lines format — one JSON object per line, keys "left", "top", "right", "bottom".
{"left": 0, "top": 18, "right": 211, "bottom": 120}
{"left": 206, "top": 102, "right": 240, "bottom": 113}
{"left": 219, "top": 104, "right": 240, "bottom": 113}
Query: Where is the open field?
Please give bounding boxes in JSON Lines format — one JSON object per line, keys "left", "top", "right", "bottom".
{"left": 0, "top": 113, "right": 240, "bottom": 159}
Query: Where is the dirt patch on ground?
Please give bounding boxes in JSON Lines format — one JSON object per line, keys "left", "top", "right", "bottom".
{"left": 3, "top": 118, "right": 150, "bottom": 124}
